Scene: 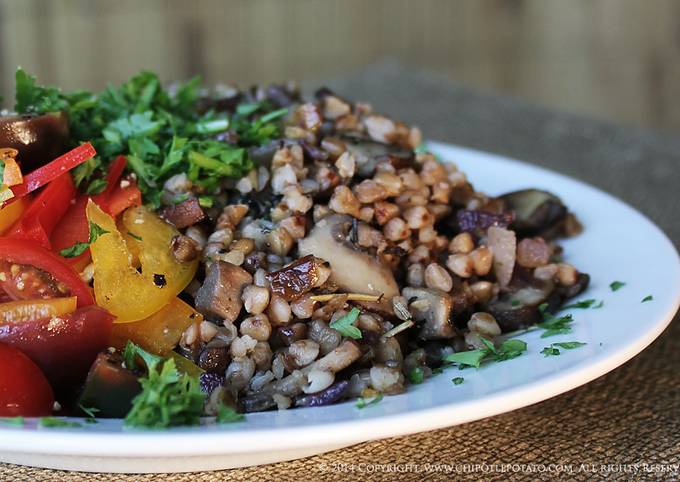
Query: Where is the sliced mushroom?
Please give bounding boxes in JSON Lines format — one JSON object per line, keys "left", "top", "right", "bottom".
{"left": 297, "top": 215, "right": 399, "bottom": 310}
{"left": 402, "top": 287, "right": 455, "bottom": 340}
{"left": 266, "top": 255, "right": 330, "bottom": 301}
{"left": 160, "top": 197, "right": 206, "bottom": 229}
{"left": 342, "top": 137, "right": 414, "bottom": 177}
{"left": 195, "top": 261, "right": 253, "bottom": 323}
{"left": 500, "top": 189, "right": 568, "bottom": 238}
{"left": 0, "top": 112, "right": 69, "bottom": 172}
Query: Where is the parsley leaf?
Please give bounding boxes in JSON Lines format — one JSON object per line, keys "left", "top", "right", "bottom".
{"left": 85, "top": 178, "right": 108, "bottom": 195}
{"left": 408, "top": 367, "right": 425, "bottom": 384}
{"left": 561, "top": 299, "right": 601, "bottom": 310}
{"left": 537, "top": 303, "right": 574, "bottom": 338}
{"left": 39, "top": 417, "right": 82, "bottom": 428}
{"left": 553, "top": 341, "right": 587, "bottom": 349}
{"left": 641, "top": 295, "right": 653, "bottom": 303}
{"left": 122, "top": 340, "right": 164, "bottom": 372}
{"left": 59, "top": 222, "right": 109, "bottom": 258}
{"left": 124, "top": 357, "right": 205, "bottom": 429}
{"left": 541, "top": 341, "right": 586, "bottom": 357}
{"left": 79, "top": 404, "right": 100, "bottom": 420}
{"left": 329, "top": 307, "right": 362, "bottom": 339}
{"left": 610, "top": 281, "right": 626, "bottom": 291}
{"left": 216, "top": 404, "right": 245, "bottom": 424}
{"left": 443, "top": 337, "right": 528, "bottom": 368}
{"left": 443, "top": 349, "right": 488, "bottom": 368}
{"left": 0, "top": 416, "right": 24, "bottom": 427}
{"left": 452, "top": 377, "right": 464, "bottom": 385}
{"left": 356, "top": 393, "right": 383, "bottom": 409}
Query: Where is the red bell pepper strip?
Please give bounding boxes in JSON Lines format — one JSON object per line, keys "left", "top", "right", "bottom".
{"left": 0, "top": 238, "right": 94, "bottom": 307}
{"left": 7, "top": 142, "right": 96, "bottom": 202}
{"left": 7, "top": 173, "right": 76, "bottom": 249}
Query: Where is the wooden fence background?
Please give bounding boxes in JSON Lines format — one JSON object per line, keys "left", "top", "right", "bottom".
{"left": 1, "top": 0, "right": 679, "bottom": 132}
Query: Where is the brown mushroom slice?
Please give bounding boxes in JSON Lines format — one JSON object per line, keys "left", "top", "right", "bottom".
{"left": 402, "top": 287, "right": 455, "bottom": 340}
{"left": 0, "top": 113, "right": 69, "bottom": 172}
{"left": 159, "top": 197, "right": 206, "bottom": 229}
{"left": 195, "top": 261, "right": 253, "bottom": 322}
{"left": 500, "top": 189, "right": 568, "bottom": 237}
{"left": 342, "top": 137, "right": 414, "bottom": 177}
{"left": 297, "top": 215, "right": 399, "bottom": 309}
{"left": 485, "top": 285, "right": 550, "bottom": 332}
{"left": 267, "top": 255, "right": 329, "bottom": 301}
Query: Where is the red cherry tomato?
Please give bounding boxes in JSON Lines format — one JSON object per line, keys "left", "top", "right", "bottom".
{"left": 0, "top": 342, "right": 54, "bottom": 416}
{"left": 0, "top": 306, "right": 114, "bottom": 389}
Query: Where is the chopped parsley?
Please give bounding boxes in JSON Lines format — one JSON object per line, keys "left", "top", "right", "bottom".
{"left": 122, "top": 341, "right": 205, "bottom": 429}
{"left": 442, "top": 337, "right": 528, "bottom": 368}
{"left": 0, "top": 416, "right": 24, "bottom": 427}
{"left": 59, "top": 221, "right": 109, "bottom": 258}
{"left": 356, "top": 393, "right": 383, "bottom": 409}
{"left": 84, "top": 178, "right": 108, "bottom": 195}
{"left": 537, "top": 303, "right": 574, "bottom": 338}
{"left": 39, "top": 417, "right": 82, "bottom": 428}
{"left": 541, "top": 341, "right": 587, "bottom": 357}
{"left": 329, "top": 307, "right": 362, "bottom": 339}
{"left": 216, "top": 404, "right": 245, "bottom": 424}
{"left": 610, "top": 281, "right": 626, "bottom": 292}
{"left": 561, "top": 299, "right": 602, "bottom": 310}
{"left": 641, "top": 295, "right": 653, "bottom": 303}
{"left": 408, "top": 367, "right": 425, "bottom": 384}
{"left": 79, "top": 404, "right": 100, "bottom": 420}
{"left": 13, "top": 69, "right": 285, "bottom": 206}
{"left": 127, "top": 231, "right": 143, "bottom": 241}
{"left": 452, "top": 377, "right": 464, "bottom": 385}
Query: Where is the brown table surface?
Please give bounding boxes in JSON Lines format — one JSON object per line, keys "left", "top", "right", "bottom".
{"left": 2, "top": 61, "right": 679, "bottom": 481}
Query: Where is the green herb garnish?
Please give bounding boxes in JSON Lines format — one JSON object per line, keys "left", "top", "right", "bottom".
{"left": 329, "top": 307, "right": 362, "bottom": 339}
{"left": 356, "top": 393, "right": 384, "bottom": 409}
{"left": 216, "top": 404, "right": 245, "bottom": 424}
{"left": 0, "top": 416, "right": 24, "bottom": 427}
{"left": 408, "top": 367, "right": 425, "bottom": 384}
{"left": 537, "top": 303, "right": 574, "bottom": 338}
{"left": 122, "top": 342, "right": 204, "bottom": 428}
{"left": 610, "top": 281, "right": 626, "bottom": 292}
{"left": 641, "top": 295, "right": 653, "bottom": 303}
{"left": 14, "top": 69, "right": 280, "bottom": 207}
{"left": 79, "top": 404, "right": 100, "bottom": 420}
{"left": 561, "top": 299, "right": 602, "bottom": 310}
{"left": 443, "top": 337, "right": 528, "bottom": 368}
{"left": 541, "top": 341, "right": 587, "bottom": 357}
{"left": 39, "top": 417, "right": 82, "bottom": 428}
{"left": 127, "top": 231, "right": 143, "bottom": 241}
{"left": 59, "top": 221, "right": 109, "bottom": 258}
{"left": 452, "top": 377, "right": 464, "bottom": 385}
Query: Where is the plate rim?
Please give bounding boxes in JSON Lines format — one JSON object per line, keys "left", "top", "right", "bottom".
{"left": 2, "top": 141, "right": 679, "bottom": 459}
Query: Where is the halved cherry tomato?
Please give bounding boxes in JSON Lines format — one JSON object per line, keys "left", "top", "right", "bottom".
{"left": 0, "top": 195, "right": 29, "bottom": 235}
{"left": 7, "top": 172, "right": 76, "bottom": 249}
{"left": 7, "top": 142, "right": 96, "bottom": 201}
{"left": 0, "top": 238, "right": 94, "bottom": 307}
{"left": 109, "top": 298, "right": 203, "bottom": 355}
{"left": 87, "top": 202, "right": 198, "bottom": 322}
{"left": 0, "top": 297, "right": 77, "bottom": 323}
{"left": 0, "top": 342, "right": 54, "bottom": 416}
{"left": 0, "top": 306, "right": 113, "bottom": 388}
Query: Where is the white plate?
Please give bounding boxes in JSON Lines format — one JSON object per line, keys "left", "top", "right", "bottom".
{"left": 2, "top": 142, "right": 679, "bottom": 473}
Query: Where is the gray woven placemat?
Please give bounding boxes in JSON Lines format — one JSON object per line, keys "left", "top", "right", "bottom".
{"left": 2, "top": 61, "right": 678, "bottom": 481}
